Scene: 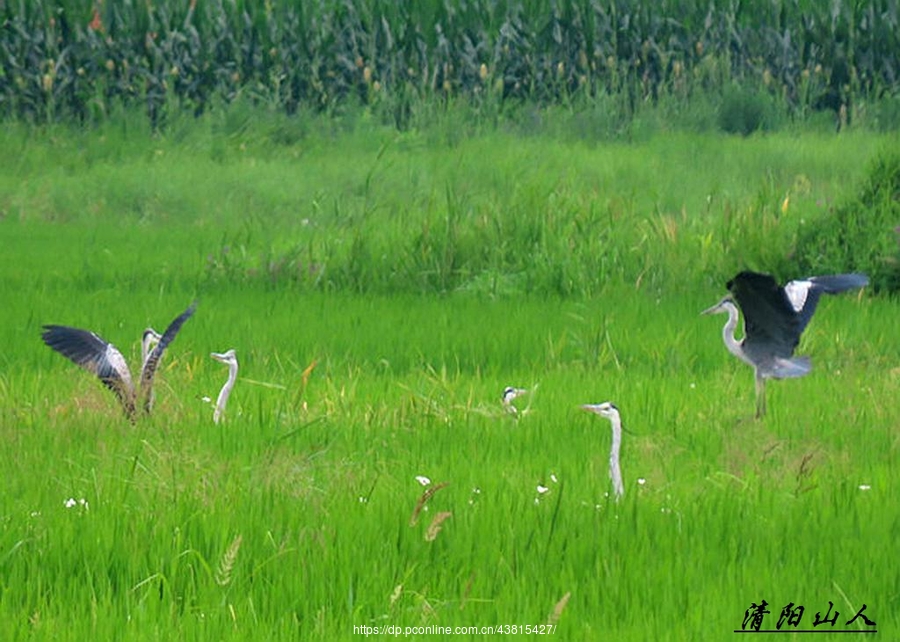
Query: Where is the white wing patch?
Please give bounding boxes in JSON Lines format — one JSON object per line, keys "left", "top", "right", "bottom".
{"left": 104, "top": 343, "right": 135, "bottom": 390}
{"left": 784, "top": 279, "right": 812, "bottom": 312}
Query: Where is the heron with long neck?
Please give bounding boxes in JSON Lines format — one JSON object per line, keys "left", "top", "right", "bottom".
{"left": 141, "top": 328, "right": 162, "bottom": 369}
{"left": 210, "top": 349, "right": 238, "bottom": 424}
{"left": 140, "top": 327, "right": 164, "bottom": 411}
{"left": 41, "top": 302, "right": 196, "bottom": 421}
{"left": 703, "top": 270, "right": 868, "bottom": 417}
{"left": 581, "top": 402, "right": 625, "bottom": 501}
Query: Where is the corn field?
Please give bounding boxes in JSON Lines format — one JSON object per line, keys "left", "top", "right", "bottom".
{"left": 1, "top": 0, "right": 899, "bottom": 127}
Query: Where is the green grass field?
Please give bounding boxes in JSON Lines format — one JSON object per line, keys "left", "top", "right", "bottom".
{"left": 0, "top": 111, "right": 897, "bottom": 640}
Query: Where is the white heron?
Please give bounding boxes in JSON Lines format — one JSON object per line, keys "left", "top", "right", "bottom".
{"left": 581, "top": 402, "right": 625, "bottom": 501}
{"left": 41, "top": 302, "right": 196, "bottom": 421}
{"left": 703, "top": 270, "right": 868, "bottom": 417}
{"left": 210, "top": 349, "right": 238, "bottom": 424}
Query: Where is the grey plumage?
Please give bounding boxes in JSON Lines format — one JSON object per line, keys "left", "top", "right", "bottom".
{"left": 42, "top": 302, "right": 196, "bottom": 421}
{"left": 141, "top": 328, "right": 162, "bottom": 369}
{"left": 139, "top": 304, "right": 196, "bottom": 414}
{"left": 581, "top": 402, "right": 625, "bottom": 501}
{"left": 210, "top": 349, "right": 238, "bottom": 424}
{"left": 41, "top": 325, "right": 137, "bottom": 416}
{"left": 704, "top": 271, "right": 867, "bottom": 417}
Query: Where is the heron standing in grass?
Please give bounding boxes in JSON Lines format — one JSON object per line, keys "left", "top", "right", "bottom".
{"left": 211, "top": 349, "right": 238, "bottom": 424}
{"left": 581, "top": 402, "right": 625, "bottom": 501}
{"left": 502, "top": 386, "right": 528, "bottom": 416}
{"left": 41, "top": 302, "right": 196, "bottom": 421}
{"left": 141, "top": 328, "right": 162, "bottom": 369}
{"left": 703, "top": 270, "right": 868, "bottom": 418}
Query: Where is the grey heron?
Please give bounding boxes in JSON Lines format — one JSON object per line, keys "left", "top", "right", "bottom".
{"left": 581, "top": 402, "right": 625, "bottom": 501}
{"left": 141, "top": 328, "right": 162, "bottom": 369}
{"left": 210, "top": 349, "right": 238, "bottom": 424}
{"left": 41, "top": 302, "right": 196, "bottom": 421}
{"left": 703, "top": 270, "right": 868, "bottom": 417}
{"left": 502, "top": 386, "right": 528, "bottom": 415}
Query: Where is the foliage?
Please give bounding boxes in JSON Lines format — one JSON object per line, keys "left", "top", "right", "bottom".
{"left": 2, "top": 0, "right": 900, "bottom": 130}
{"left": 794, "top": 147, "right": 900, "bottom": 291}
{"left": 3, "top": 110, "right": 896, "bottom": 296}
{"left": 717, "top": 84, "right": 780, "bottom": 135}
{"left": 1, "top": 116, "right": 898, "bottom": 639}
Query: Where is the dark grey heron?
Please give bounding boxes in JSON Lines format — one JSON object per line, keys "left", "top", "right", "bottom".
{"left": 41, "top": 302, "right": 196, "bottom": 421}
{"left": 210, "top": 349, "right": 238, "bottom": 424}
{"left": 581, "top": 402, "right": 625, "bottom": 501}
{"left": 703, "top": 270, "right": 868, "bottom": 417}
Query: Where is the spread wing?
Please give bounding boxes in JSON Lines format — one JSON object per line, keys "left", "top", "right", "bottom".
{"left": 727, "top": 271, "right": 801, "bottom": 360}
{"left": 41, "top": 325, "right": 136, "bottom": 419}
{"left": 140, "top": 302, "right": 197, "bottom": 414}
{"left": 786, "top": 273, "right": 869, "bottom": 334}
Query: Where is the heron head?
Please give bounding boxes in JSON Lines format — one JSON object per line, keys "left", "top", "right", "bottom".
{"left": 502, "top": 386, "right": 528, "bottom": 404}
{"left": 581, "top": 401, "right": 619, "bottom": 420}
{"left": 142, "top": 327, "right": 162, "bottom": 343}
{"left": 701, "top": 296, "right": 735, "bottom": 316}
{"left": 141, "top": 328, "right": 162, "bottom": 362}
{"left": 211, "top": 349, "right": 238, "bottom": 365}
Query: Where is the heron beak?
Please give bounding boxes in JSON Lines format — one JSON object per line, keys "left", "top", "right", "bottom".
{"left": 210, "top": 352, "right": 228, "bottom": 363}
{"left": 702, "top": 296, "right": 733, "bottom": 315}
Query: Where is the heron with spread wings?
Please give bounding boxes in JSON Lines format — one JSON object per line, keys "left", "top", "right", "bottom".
{"left": 42, "top": 302, "right": 196, "bottom": 421}
{"left": 703, "top": 271, "right": 867, "bottom": 417}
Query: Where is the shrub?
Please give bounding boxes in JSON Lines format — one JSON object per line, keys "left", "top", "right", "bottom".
{"left": 717, "top": 85, "right": 776, "bottom": 135}
{"left": 793, "top": 148, "right": 900, "bottom": 292}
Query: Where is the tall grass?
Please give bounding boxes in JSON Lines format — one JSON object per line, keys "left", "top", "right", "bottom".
{"left": 1, "top": 109, "right": 896, "bottom": 299}
{"left": 2, "top": 289, "right": 896, "bottom": 639}
{"left": 0, "top": 115, "right": 898, "bottom": 639}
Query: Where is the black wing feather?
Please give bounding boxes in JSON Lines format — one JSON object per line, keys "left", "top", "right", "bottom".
{"left": 726, "top": 271, "right": 801, "bottom": 359}
{"left": 140, "top": 302, "right": 197, "bottom": 413}
{"left": 796, "top": 274, "right": 869, "bottom": 333}
{"left": 41, "top": 325, "right": 136, "bottom": 419}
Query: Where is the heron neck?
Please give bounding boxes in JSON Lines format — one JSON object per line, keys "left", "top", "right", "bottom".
{"left": 722, "top": 305, "right": 746, "bottom": 360}
{"left": 217, "top": 363, "right": 238, "bottom": 404}
{"left": 608, "top": 415, "right": 624, "bottom": 499}
{"left": 213, "top": 364, "right": 237, "bottom": 424}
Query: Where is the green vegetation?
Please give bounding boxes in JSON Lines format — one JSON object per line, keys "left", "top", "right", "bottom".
{"left": 3, "top": 5, "right": 896, "bottom": 638}
{"left": 2, "top": 108, "right": 898, "bottom": 296}
{"left": 3, "top": 0, "right": 900, "bottom": 133}
{"left": 795, "top": 147, "right": 900, "bottom": 292}
{"left": 0, "top": 109, "right": 898, "bottom": 640}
